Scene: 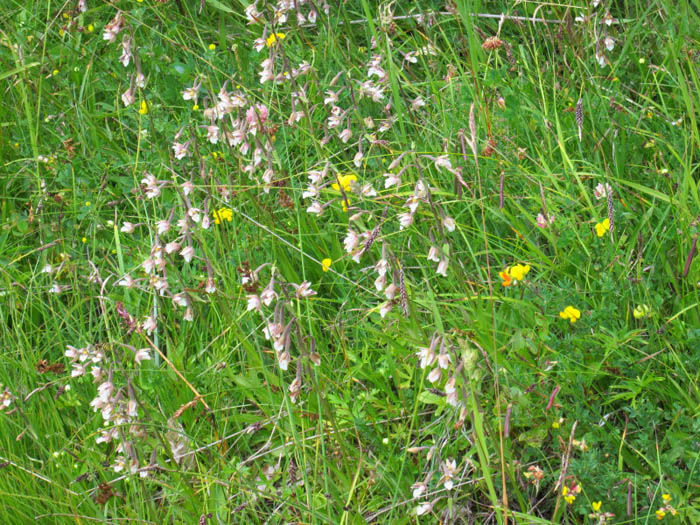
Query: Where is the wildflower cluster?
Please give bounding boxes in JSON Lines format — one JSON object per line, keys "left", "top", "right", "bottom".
{"left": 244, "top": 266, "right": 320, "bottom": 403}
{"left": 562, "top": 480, "right": 582, "bottom": 504}
{"left": 65, "top": 342, "right": 153, "bottom": 477}
{"left": 412, "top": 456, "right": 470, "bottom": 516}
{"left": 589, "top": 500, "right": 615, "bottom": 524}
{"left": 574, "top": 3, "right": 621, "bottom": 68}
{"left": 655, "top": 493, "right": 678, "bottom": 520}
{"left": 415, "top": 333, "right": 457, "bottom": 402}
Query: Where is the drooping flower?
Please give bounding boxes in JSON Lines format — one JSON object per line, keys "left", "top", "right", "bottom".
{"left": 292, "top": 281, "right": 316, "bottom": 298}
{"left": 121, "top": 86, "right": 136, "bottom": 107}
{"left": 415, "top": 501, "right": 433, "bottom": 516}
{"left": 180, "top": 245, "right": 195, "bottom": 263}
{"left": 436, "top": 258, "right": 448, "bottom": 277}
{"left": 439, "top": 458, "right": 457, "bottom": 490}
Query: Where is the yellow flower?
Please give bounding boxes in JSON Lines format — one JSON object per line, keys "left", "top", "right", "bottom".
{"left": 341, "top": 199, "right": 350, "bottom": 212}
{"left": 552, "top": 421, "right": 560, "bottom": 429}
{"left": 212, "top": 207, "right": 232, "bottom": 225}
{"left": 633, "top": 304, "right": 651, "bottom": 319}
{"left": 266, "top": 32, "right": 286, "bottom": 47}
{"left": 192, "top": 104, "right": 199, "bottom": 110}
{"left": 85, "top": 201, "right": 91, "bottom": 207}
{"left": 499, "top": 264, "right": 530, "bottom": 287}
{"left": 509, "top": 263, "right": 530, "bottom": 281}
{"left": 331, "top": 174, "right": 358, "bottom": 193}
{"left": 656, "top": 509, "right": 666, "bottom": 520}
{"left": 595, "top": 218, "right": 610, "bottom": 237}
{"left": 138, "top": 100, "right": 148, "bottom": 115}
{"left": 592, "top": 501, "right": 602, "bottom": 512}
{"left": 87, "top": 24, "right": 94, "bottom": 32}
{"left": 321, "top": 258, "right": 332, "bottom": 272}
{"left": 662, "top": 494, "right": 671, "bottom": 503}
{"left": 52, "top": 69, "right": 59, "bottom": 76}
{"left": 562, "top": 487, "right": 576, "bottom": 504}
{"left": 499, "top": 270, "right": 512, "bottom": 287}
{"left": 208, "top": 43, "right": 216, "bottom": 50}
{"left": 81, "top": 237, "right": 87, "bottom": 243}
{"left": 560, "top": 306, "right": 581, "bottom": 323}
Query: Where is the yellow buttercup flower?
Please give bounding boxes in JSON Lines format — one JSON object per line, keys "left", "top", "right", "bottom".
{"left": 212, "top": 207, "right": 233, "bottom": 225}
{"left": 321, "top": 258, "right": 332, "bottom": 272}
{"left": 560, "top": 306, "right": 581, "bottom": 323}
{"left": 595, "top": 218, "right": 610, "bottom": 237}
{"left": 592, "top": 501, "right": 602, "bottom": 512}
{"left": 208, "top": 43, "right": 216, "bottom": 50}
{"left": 266, "top": 32, "right": 286, "bottom": 47}
{"left": 331, "top": 174, "right": 357, "bottom": 193}
{"left": 138, "top": 100, "right": 148, "bottom": 115}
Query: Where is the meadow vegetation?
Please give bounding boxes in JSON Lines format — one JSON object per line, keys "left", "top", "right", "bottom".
{"left": 1, "top": 0, "right": 700, "bottom": 522}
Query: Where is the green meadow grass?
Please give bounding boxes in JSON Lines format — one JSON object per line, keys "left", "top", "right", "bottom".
{"left": 1, "top": 0, "right": 700, "bottom": 522}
